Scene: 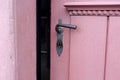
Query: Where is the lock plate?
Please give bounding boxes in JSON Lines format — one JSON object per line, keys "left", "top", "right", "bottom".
{"left": 56, "top": 19, "right": 77, "bottom": 56}
{"left": 56, "top": 32, "right": 63, "bottom": 56}
{"left": 56, "top": 19, "right": 64, "bottom": 56}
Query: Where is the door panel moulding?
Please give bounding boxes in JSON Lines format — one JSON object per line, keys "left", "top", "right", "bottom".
{"left": 64, "top": 1, "right": 120, "bottom": 16}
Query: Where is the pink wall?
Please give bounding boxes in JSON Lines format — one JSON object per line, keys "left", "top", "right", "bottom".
{"left": 0, "top": 0, "right": 36, "bottom": 80}
{"left": 0, "top": 0, "right": 36, "bottom": 79}
{"left": 0, "top": 0, "right": 15, "bottom": 80}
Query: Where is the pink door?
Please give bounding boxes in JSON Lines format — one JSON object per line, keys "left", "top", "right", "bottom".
{"left": 51, "top": 1, "right": 120, "bottom": 80}
{"left": 106, "top": 17, "right": 120, "bottom": 80}
{"left": 69, "top": 16, "right": 107, "bottom": 80}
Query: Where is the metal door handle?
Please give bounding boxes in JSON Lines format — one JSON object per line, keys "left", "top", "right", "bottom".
{"left": 56, "top": 24, "right": 77, "bottom": 30}
{"left": 55, "top": 19, "right": 77, "bottom": 56}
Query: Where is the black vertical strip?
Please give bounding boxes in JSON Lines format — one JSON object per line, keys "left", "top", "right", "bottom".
{"left": 46, "top": 0, "right": 51, "bottom": 80}
{"left": 46, "top": 0, "right": 51, "bottom": 70}
{"left": 37, "top": 0, "right": 41, "bottom": 80}
{"left": 37, "top": 0, "right": 51, "bottom": 80}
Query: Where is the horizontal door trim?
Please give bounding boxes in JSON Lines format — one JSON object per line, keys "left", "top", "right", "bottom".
{"left": 64, "top": 1, "right": 120, "bottom": 16}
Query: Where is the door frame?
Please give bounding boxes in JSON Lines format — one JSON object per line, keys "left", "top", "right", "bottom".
{"left": 14, "top": 0, "right": 36, "bottom": 80}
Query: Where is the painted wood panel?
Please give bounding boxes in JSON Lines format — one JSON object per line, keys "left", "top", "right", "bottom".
{"left": 51, "top": 0, "right": 71, "bottom": 80}
{"left": 51, "top": 1, "right": 120, "bottom": 80}
{"left": 106, "top": 17, "right": 120, "bottom": 80}
{"left": 15, "top": 0, "right": 36, "bottom": 80}
{"left": 70, "top": 16, "right": 107, "bottom": 80}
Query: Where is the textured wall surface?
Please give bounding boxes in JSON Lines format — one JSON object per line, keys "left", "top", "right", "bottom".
{"left": 0, "top": 0, "right": 15, "bottom": 80}
{"left": 0, "top": 0, "right": 36, "bottom": 80}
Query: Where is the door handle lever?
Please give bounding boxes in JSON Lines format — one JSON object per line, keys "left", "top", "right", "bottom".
{"left": 56, "top": 24, "right": 77, "bottom": 30}
{"left": 55, "top": 19, "right": 77, "bottom": 56}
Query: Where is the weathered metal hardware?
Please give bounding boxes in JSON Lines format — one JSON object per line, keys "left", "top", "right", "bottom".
{"left": 56, "top": 19, "right": 77, "bottom": 56}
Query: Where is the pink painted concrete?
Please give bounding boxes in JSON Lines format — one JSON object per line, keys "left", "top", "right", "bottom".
{"left": 15, "top": 0, "right": 36, "bottom": 80}
{"left": 106, "top": 17, "right": 120, "bottom": 80}
{"left": 0, "top": 0, "right": 15, "bottom": 80}
{"left": 70, "top": 16, "right": 107, "bottom": 80}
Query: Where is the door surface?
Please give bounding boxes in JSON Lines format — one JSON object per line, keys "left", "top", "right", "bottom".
{"left": 70, "top": 16, "right": 107, "bottom": 80}
{"left": 51, "top": 1, "right": 120, "bottom": 80}
{"left": 106, "top": 17, "right": 120, "bottom": 80}
{"left": 51, "top": 11, "right": 108, "bottom": 80}
{"left": 51, "top": 1, "right": 108, "bottom": 80}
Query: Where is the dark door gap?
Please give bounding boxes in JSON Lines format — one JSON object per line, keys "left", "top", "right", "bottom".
{"left": 37, "top": 0, "right": 51, "bottom": 80}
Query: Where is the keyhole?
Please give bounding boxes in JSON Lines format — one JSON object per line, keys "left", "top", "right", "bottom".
{"left": 57, "top": 40, "right": 63, "bottom": 48}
